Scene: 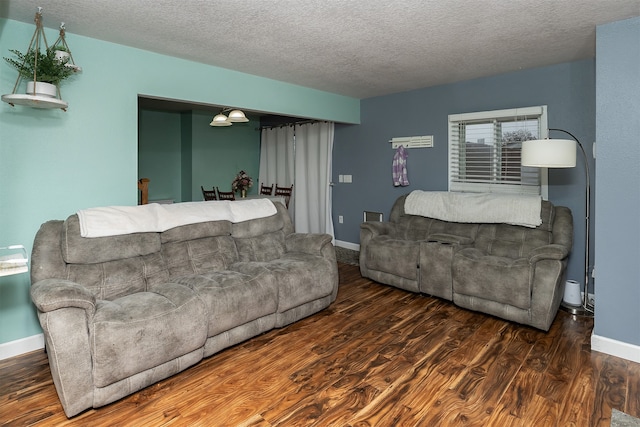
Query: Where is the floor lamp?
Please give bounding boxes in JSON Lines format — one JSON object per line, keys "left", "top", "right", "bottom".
{"left": 521, "top": 128, "right": 594, "bottom": 317}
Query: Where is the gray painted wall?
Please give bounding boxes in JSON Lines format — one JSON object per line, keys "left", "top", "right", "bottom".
{"left": 333, "top": 59, "right": 596, "bottom": 291}
{"left": 594, "top": 16, "right": 640, "bottom": 347}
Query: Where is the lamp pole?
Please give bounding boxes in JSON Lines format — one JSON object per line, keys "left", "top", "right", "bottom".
{"left": 549, "top": 128, "right": 593, "bottom": 316}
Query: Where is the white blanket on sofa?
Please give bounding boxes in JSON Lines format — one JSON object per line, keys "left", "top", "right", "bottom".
{"left": 404, "top": 191, "right": 542, "bottom": 228}
{"left": 77, "top": 199, "right": 278, "bottom": 238}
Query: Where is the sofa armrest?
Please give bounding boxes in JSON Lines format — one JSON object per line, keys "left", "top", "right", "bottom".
{"left": 31, "top": 280, "right": 96, "bottom": 417}
{"left": 285, "top": 233, "right": 333, "bottom": 256}
{"left": 31, "top": 279, "right": 96, "bottom": 316}
{"left": 360, "top": 221, "right": 396, "bottom": 237}
{"left": 551, "top": 206, "right": 574, "bottom": 250}
{"left": 427, "top": 233, "right": 473, "bottom": 246}
{"left": 528, "top": 244, "right": 570, "bottom": 264}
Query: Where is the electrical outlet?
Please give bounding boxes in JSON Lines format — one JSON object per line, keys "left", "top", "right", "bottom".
{"left": 338, "top": 215, "right": 343, "bottom": 224}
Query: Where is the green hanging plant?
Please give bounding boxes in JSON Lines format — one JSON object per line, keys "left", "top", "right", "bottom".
{"left": 51, "top": 44, "right": 69, "bottom": 53}
{"left": 4, "top": 48, "right": 75, "bottom": 85}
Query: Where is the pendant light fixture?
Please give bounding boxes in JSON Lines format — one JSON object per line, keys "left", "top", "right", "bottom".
{"left": 210, "top": 108, "right": 250, "bottom": 126}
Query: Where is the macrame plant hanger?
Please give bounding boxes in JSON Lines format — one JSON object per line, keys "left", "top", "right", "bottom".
{"left": 1, "top": 7, "right": 78, "bottom": 111}
{"left": 51, "top": 21, "right": 82, "bottom": 73}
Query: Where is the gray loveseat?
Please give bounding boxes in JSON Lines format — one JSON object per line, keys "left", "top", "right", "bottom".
{"left": 360, "top": 193, "right": 573, "bottom": 331}
{"left": 30, "top": 201, "right": 338, "bottom": 417}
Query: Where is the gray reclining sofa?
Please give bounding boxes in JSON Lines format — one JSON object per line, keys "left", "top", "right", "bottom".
{"left": 30, "top": 201, "right": 338, "bottom": 417}
{"left": 360, "top": 193, "right": 573, "bottom": 331}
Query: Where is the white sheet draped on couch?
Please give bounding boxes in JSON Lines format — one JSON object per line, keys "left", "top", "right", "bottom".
{"left": 404, "top": 191, "right": 542, "bottom": 228}
{"left": 77, "top": 199, "right": 278, "bottom": 238}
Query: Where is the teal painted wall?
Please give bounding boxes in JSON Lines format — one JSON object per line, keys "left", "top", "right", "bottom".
{"left": 190, "top": 111, "right": 261, "bottom": 200}
{"left": 138, "top": 109, "right": 261, "bottom": 203}
{"left": 0, "top": 17, "right": 359, "bottom": 347}
{"left": 180, "top": 112, "right": 193, "bottom": 202}
{"left": 138, "top": 109, "right": 182, "bottom": 202}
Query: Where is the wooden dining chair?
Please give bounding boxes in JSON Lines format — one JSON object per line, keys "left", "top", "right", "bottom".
{"left": 216, "top": 187, "right": 236, "bottom": 200}
{"left": 201, "top": 186, "right": 217, "bottom": 201}
{"left": 260, "top": 183, "right": 274, "bottom": 195}
{"left": 274, "top": 184, "right": 294, "bottom": 208}
{"left": 138, "top": 178, "right": 150, "bottom": 205}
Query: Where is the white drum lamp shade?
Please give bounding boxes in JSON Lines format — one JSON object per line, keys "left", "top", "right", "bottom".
{"left": 521, "top": 139, "right": 576, "bottom": 168}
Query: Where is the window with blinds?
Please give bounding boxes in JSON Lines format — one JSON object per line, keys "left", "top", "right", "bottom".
{"left": 448, "top": 106, "right": 548, "bottom": 195}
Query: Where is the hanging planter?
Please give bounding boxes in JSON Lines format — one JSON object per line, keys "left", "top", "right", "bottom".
{"left": 1, "top": 8, "right": 80, "bottom": 111}
{"left": 51, "top": 22, "right": 82, "bottom": 72}
{"left": 4, "top": 48, "right": 75, "bottom": 88}
{"left": 53, "top": 45, "right": 70, "bottom": 63}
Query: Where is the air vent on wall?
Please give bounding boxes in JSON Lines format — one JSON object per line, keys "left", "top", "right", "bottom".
{"left": 389, "top": 135, "right": 434, "bottom": 149}
{"left": 363, "top": 211, "right": 383, "bottom": 222}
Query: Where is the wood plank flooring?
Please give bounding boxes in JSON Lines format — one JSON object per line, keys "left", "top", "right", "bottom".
{"left": 1, "top": 263, "right": 639, "bottom": 426}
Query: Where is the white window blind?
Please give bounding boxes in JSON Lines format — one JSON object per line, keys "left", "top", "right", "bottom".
{"left": 448, "top": 106, "right": 548, "bottom": 195}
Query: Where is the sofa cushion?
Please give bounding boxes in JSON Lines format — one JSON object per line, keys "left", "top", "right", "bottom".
{"left": 162, "top": 235, "right": 239, "bottom": 277}
{"left": 231, "top": 211, "right": 284, "bottom": 238}
{"left": 474, "top": 224, "right": 553, "bottom": 259}
{"left": 394, "top": 215, "right": 435, "bottom": 240}
{"left": 365, "top": 235, "right": 419, "bottom": 280}
{"left": 160, "top": 220, "right": 232, "bottom": 244}
{"left": 234, "top": 230, "right": 287, "bottom": 262}
{"left": 452, "top": 248, "right": 532, "bottom": 309}
{"left": 230, "top": 209, "right": 287, "bottom": 262}
{"left": 62, "top": 215, "right": 161, "bottom": 264}
{"left": 173, "top": 266, "right": 278, "bottom": 337}
{"left": 89, "top": 282, "right": 207, "bottom": 388}
{"left": 66, "top": 252, "right": 170, "bottom": 300}
{"left": 395, "top": 215, "right": 479, "bottom": 243}
{"left": 235, "top": 253, "right": 336, "bottom": 313}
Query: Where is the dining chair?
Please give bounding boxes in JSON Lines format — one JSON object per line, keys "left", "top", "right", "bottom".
{"left": 274, "top": 184, "right": 294, "bottom": 208}
{"left": 201, "top": 186, "right": 217, "bottom": 201}
{"left": 138, "top": 178, "right": 150, "bottom": 205}
{"left": 216, "top": 187, "right": 236, "bottom": 200}
{"left": 260, "top": 183, "right": 274, "bottom": 195}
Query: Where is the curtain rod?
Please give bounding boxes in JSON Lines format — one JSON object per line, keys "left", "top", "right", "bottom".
{"left": 257, "top": 119, "right": 327, "bottom": 130}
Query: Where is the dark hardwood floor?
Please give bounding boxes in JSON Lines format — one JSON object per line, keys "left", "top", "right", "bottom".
{"left": 1, "top": 263, "right": 638, "bottom": 426}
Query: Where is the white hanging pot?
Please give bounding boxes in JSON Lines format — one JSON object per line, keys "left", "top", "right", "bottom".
{"left": 54, "top": 50, "right": 70, "bottom": 63}
{"left": 26, "top": 81, "right": 58, "bottom": 98}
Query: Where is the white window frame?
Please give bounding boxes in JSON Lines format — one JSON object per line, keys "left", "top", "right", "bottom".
{"left": 448, "top": 105, "right": 549, "bottom": 199}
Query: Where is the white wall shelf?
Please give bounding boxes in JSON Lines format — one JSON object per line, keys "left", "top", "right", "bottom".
{"left": 389, "top": 135, "right": 434, "bottom": 149}
{"left": 0, "top": 245, "right": 28, "bottom": 277}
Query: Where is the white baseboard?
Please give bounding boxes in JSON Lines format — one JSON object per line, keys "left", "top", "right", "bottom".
{"left": 591, "top": 334, "right": 640, "bottom": 364}
{"left": 0, "top": 334, "right": 45, "bottom": 361}
{"left": 335, "top": 240, "right": 360, "bottom": 251}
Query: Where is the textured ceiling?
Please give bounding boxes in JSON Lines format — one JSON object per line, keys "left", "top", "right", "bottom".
{"left": 1, "top": 0, "right": 639, "bottom": 99}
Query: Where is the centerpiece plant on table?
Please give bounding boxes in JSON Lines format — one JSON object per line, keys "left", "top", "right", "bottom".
{"left": 231, "top": 170, "right": 253, "bottom": 198}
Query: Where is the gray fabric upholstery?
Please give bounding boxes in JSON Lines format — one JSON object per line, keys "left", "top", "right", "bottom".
{"left": 173, "top": 268, "right": 277, "bottom": 337}
{"left": 162, "top": 235, "right": 238, "bottom": 276}
{"left": 30, "top": 201, "right": 338, "bottom": 417}
{"left": 360, "top": 193, "right": 573, "bottom": 331}
{"left": 62, "top": 214, "right": 161, "bottom": 264}
{"left": 89, "top": 282, "right": 208, "bottom": 388}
